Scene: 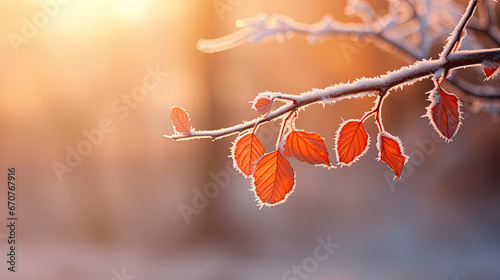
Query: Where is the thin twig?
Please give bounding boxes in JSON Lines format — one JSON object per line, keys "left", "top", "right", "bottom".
{"left": 440, "top": 0, "right": 479, "bottom": 59}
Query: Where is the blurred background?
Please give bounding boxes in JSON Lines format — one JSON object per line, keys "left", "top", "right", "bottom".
{"left": 0, "top": 0, "right": 499, "bottom": 279}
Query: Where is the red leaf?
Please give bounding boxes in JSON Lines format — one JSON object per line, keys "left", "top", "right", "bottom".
{"left": 253, "top": 151, "right": 295, "bottom": 207}
{"left": 426, "top": 83, "right": 462, "bottom": 141}
{"left": 252, "top": 96, "right": 273, "bottom": 115}
{"left": 283, "top": 130, "right": 330, "bottom": 167}
{"left": 232, "top": 133, "right": 265, "bottom": 177}
{"left": 482, "top": 60, "right": 499, "bottom": 79}
{"left": 171, "top": 106, "right": 192, "bottom": 135}
{"left": 335, "top": 120, "right": 369, "bottom": 166}
{"left": 377, "top": 132, "right": 408, "bottom": 179}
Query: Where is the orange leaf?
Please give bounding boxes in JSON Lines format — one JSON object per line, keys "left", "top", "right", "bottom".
{"left": 482, "top": 60, "right": 499, "bottom": 79}
{"left": 171, "top": 106, "right": 192, "bottom": 135}
{"left": 335, "top": 120, "right": 369, "bottom": 166}
{"left": 232, "top": 133, "right": 265, "bottom": 177}
{"left": 283, "top": 130, "right": 330, "bottom": 166}
{"left": 377, "top": 132, "right": 408, "bottom": 178}
{"left": 377, "top": 132, "right": 408, "bottom": 179}
{"left": 252, "top": 96, "right": 273, "bottom": 115}
{"left": 253, "top": 151, "right": 295, "bottom": 207}
{"left": 426, "top": 83, "right": 462, "bottom": 141}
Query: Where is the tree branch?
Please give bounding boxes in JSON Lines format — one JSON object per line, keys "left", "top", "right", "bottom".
{"left": 440, "top": 0, "right": 479, "bottom": 59}
{"left": 166, "top": 48, "right": 500, "bottom": 141}
{"left": 196, "top": 10, "right": 424, "bottom": 59}
{"left": 197, "top": 0, "right": 500, "bottom": 99}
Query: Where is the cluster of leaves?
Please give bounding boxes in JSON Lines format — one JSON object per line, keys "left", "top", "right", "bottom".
{"left": 169, "top": 0, "right": 500, "bottom": 208}
{"left": 247, "top": 91, "right": 412, "bottom": 207}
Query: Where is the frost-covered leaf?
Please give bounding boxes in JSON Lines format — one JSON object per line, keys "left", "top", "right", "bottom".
{"left": 232, "top": 133, "right": 265, "bottom": 177}
{"left": 171, "top": 107, "right": 192, "bottom": 135}
{"left": 482, "top": 60, "right": 499, "bottom": 80}
{"left": 283, "top": 130, "right": 330, "bottom": 167}
{"left": 335, "top": 119, "right": 369, "bottom": 166}
{"left": 426, "top": 83, "right": 462, "bottom": 141}
{"left": 377, "top": 132, "right": 408, "bottom": 179}
{"left": 253, "top": 151, "right": 295, "bottom": 207}
{"left": 252, "top": 96, "right": 273, "bottom": 115}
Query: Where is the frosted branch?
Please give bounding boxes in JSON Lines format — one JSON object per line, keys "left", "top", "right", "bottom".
{"left": 197, "top": 9, "right": 425, "bottom": 59}
{"left": 166, "top": 49, "right": 500, "bottom": 140}
{"left": 198, "top": 0, "right": 498, "bottom": 101}
{"left": 440, "top": 0, "right": 479, "bottom": 59}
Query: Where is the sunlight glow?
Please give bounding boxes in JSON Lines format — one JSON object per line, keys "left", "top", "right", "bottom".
{"left": 114, "top": 0, "right": 149, "bottom": 19}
